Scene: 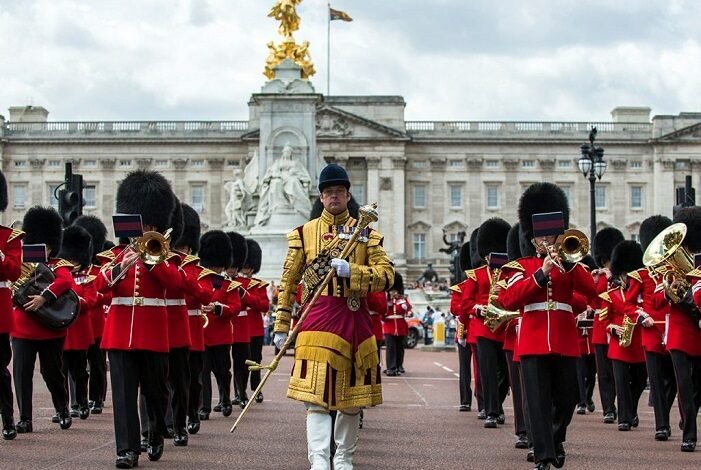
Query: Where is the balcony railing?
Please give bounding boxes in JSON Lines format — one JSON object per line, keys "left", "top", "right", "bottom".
{"left": 5, "top": 120, "right": 250, "bottom": 136}
{"left": 405, "top": 121, "right": 652, "bottom": 136}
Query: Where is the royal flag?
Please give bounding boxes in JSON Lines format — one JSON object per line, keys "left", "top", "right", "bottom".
{"left": 488, "top": 252, "right": 509, "bottom": 269}
{"left": 22, "top": 244, "right": 48, "bottom": 263}
{"left": 329, "top": 7, "right": 353, "bottom": 22}
{"left": 532, "top": 212, "right": 565, "bottom": 238}
{"left": 112, "top": 214, "right": 144, "bottom": 239}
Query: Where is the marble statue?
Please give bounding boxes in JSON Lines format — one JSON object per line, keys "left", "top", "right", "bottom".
{"left": 224, "top": 170, "right": 251, "bottom": 229}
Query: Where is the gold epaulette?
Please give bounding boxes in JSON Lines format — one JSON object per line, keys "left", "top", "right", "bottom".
{"left": 8, "top": 228, "right": 25, "bottom": 243}
{"left": 464, "top": 269, "right": 477, "bottom": 282}
{"left": 598, "top": 291, "right": 612, "bottom": 303}
{"left": 198, "top": 268, "right": 218, "bottom": 280}
{"left": 166, "top": 251, "right": 180, "bottom": 262}
{"left": 182, "top": 254, "right": 200, "bottom": 267}
{"left": 502, "top": 260, "right": 525, "bottom": 272}
{"left": 687, "top": 268, "right": 701, "bottom": 279}
{"left": 247, "top": 278, "right": 259, "bottom": 288}
{"left": 252, "top": 277, "right": 269, "bottom": 288}
{"left": 227, "top": 280, "right": 243, "bottom": 292}
{"left": 450, "top": 284, "right": 462, "bottom": 294}
{"left": 496, "top": 279, "right": 508, "bottom": 289}
{"left": 627, "top": 270, "right": 642, "bottom": 283}
{"left": 54, "top": 259, "right": 75, "bottom": 270}
{"left": 96, "top": 249, "right": 116, "bottom": 261}
{"left": 84, "top": 274, "right": 97, "bottom": 284}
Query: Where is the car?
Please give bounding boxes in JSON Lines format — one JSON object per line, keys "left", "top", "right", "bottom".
{"left": 403, "top": 288, "right": 451, "bottom": 348}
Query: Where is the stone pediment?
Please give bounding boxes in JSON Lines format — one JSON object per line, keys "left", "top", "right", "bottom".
{"left": 408, "top": 220, "right": 431, "bottom": 231}
{"left": 655, "top": 121, "right": 701, "bottom": 142}
{"left": 442, "top": 220, "right": 468, "bottom": 232}
{"left": 316, "top": 105, "right": 407, "bottom": 140}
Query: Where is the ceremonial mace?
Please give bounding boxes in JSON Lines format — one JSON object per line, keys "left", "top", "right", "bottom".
{"left": 230, "top": 203, "right": 379, "bottom": 433}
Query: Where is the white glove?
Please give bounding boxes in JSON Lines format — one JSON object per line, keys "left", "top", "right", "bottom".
{"left": 273, "top": 332, "right": 288, "bottom": 350}
{"left": 330, "top": 258, "right": 351, "bottom": 278}
{"left": 458, "top": 337, "right": 467, "bottom": 348}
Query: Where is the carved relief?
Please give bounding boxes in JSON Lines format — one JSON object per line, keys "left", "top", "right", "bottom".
{"left": 380, "top": 177, "right": 392, "bottom": 191}
{"left": 172, "top": 158, "right": 188, "bottom": 170}
{"left": 538, "top": 158, "right": 556, "bottom": 170}
{"left": 135, "top": 158, "right": 153, "bottom": 170}
{"left": 466, "top": 157, "right": 484, "bottom": 169}
{"left": 29, "top": 158, "right": 46, "bottom": 169}
{"left": 502, "top": 159, "right": 519, "bottom": 170}
{"left": 209, "top": 158, "right": 225, "bottom": 169}
{"left": 100, "top": 158, "right": 117, "bottom": 169}
{"left": 316, "top": 113, "right": 353, "bottom": 137}
{"left": 611, "top": 159, "right": 627, "bottom": 170}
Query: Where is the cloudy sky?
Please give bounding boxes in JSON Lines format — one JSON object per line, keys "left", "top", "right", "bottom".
{"left": 1, "top": 0, "right": 700, "bottom": 122}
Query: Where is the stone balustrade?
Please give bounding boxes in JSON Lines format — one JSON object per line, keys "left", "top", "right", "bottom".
{"left": 5, "top": 120, "right": 250, "bottom": 137}
{"left": 405, "top": 120, "right": 652, "bottom": 138}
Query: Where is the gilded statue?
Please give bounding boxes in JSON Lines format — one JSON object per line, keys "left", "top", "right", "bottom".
{"left": 264, "top": 38, "right": 315, "bottom": 79}
{"left": 268, "top": 0, "right": 302, "bottom": 38}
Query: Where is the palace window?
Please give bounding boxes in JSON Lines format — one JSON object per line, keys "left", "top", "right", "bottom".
{"left": 49, "top": 160, "right": 61, "bottom": 168}
{"left": 486, "top": 160, "right": 499, "bottom": 168}
{"left": 522, "top": 160, "right": 535, "bottom": 168}
{"left": 13, "top": 184, "right": 27, "bottom": 209}
{"left": 414, "top": 184, "right": 427, "bottom": 208}
{"left": 353, "top": 183, "right": 365, "bottom": 205}
{"left": 486, "top": 185, "right": 499, "bottom": 209}
{"left": 48, "top": 184, "right": 60, "bottom": 210}
{"left": 191, "top": 159, "right": 205, "bottom": 168}
{"left": 413, "top": 233, "right": 426, "bottom": 261}
{"left": 191, "top": 184, "right": 205, "bottom": 213}
{"left": 449, "top": 184, "right": 462, "bottom": 209}
{"left": 84, "top": 185, "right": 97, "bottom": 208}
{"left": 83, "top": 159, "right": 97, "bottom": 168}
{"left": 630, "top": 161, "right": 642, "bottom": 169}
{"left": 631, "top": 185, "right": 642, "bottom": 209}
{"left": 558, "top": 160, "right": 572, "bottom": 168}
{"left": 595, "top": 186, "right": 607, "bottom": 209}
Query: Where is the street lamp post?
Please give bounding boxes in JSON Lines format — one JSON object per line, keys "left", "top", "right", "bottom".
{"left": 578, "top": 127, "right": 607, "bottom": 241}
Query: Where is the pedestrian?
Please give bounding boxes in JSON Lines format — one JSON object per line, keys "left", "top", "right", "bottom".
{"left": 422, "top": 306, "right": 434, "bottom": 345}
{"left": 263, "top": 311, "right": 275, "bottom": 346}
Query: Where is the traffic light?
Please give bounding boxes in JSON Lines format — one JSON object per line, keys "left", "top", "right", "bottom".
{"left": 673, "top": 175, "right": 696, "bottom": 218}
{"left": 58, "top": 163, "right": 84, "bottom": 226}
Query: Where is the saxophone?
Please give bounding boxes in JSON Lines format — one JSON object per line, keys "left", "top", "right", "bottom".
{"left": 483, "top": 268, "right": 520, "bottom": 332}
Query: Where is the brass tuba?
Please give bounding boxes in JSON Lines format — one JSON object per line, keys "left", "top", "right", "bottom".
{"left": 642, "top": 223, "right": 694, "bottom": 303}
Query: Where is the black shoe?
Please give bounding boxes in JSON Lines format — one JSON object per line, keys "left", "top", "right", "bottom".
{"left": 79, "top": 406, "right": 90, "bottom": 420}
{"left": 552, "top": 443, "right": 565, "bottom": 468}
{"left": 618, "top": 422, "right": 631, "bottom": 431}
{"left": 459, "top": 404, "right": 471, "bottom": 412}
{"left": 173, "top": 429, "right": 188, "bottom": 447}
{"left": 477, "top": 410, "right": 486, "bottom": 420}
{"left": 681, "top": 440, "right": 696, "bottom": 452}
{"left": 398, "top": 367, "right": 406, "bottom": 374}
{"left": 147, "top": 435, "right": 164, "bottom": 461}
{"left": 384, "top": 369, "right": 397, "bottom": 377}
{"left": 213, "top": 403, "right": 223, "bottom": 412}
{"left": 115, "top": 451, "right": 139, "bottom": 469}
{"left": 632, "top": 415, "right": 639, "bottom": 428}
{"left": 255, "top": 393, "right": 264, "bottom": 404}
{"left": 515, "top": 434, "right": 529, "bottom": 449}
{"left": 2, "top": 415, "right": 17, "bottom": 441}
{"left": 198, "top": 409, "right": 210, "bottom": 421}
{"left": 603, "top": 412, "right": 616, "bottom": 424}
{"left": 51, "top": 413, "right": 60, "bottom": 424}
{"left": 164, "top": 426, "right": 174, "bottom": 439}
{"left": 526, "top": 448, "right": 535, "bottom": 462}
{"left": 534, "top": 462, "right": 551, "bottom": 470}
{"left": 187, "top": 421, "right": 200, "bottom": 435}
{"left": 484, "top": 416, "right": 497, "bottom": 428}
{"left": 140, "top": 437, "right": 148, "bottom": 453}
{"left": 16, "top": 420, "right": 32, "bottom": 433}
{"left": 222, "top": 404, "right": 233, "bottom": 417}
{"left": 59, "top": 411, "right": 72, "bottom": 430}
{"left": 576, "top": 404, "right": 586, "bottom": 415}
{"left": 70, "top": 408, "right": 80, "bottom": 418}
{"left": 231, "top": 396, "right": 241, "bottom": 406}
{"left": 586, "top": 400, "right": 595, "bottom": 413}
{"left": 239, "top": 398, "right": 248, "bottom": 410}
{"left": 90, "top": 402, "right": 103, "bottom": 415}
{"left": 655, "top": 428, "right": 670, "bottom": 441}
{"left": 497, "top": 413, "right": 505, "bottom": 425}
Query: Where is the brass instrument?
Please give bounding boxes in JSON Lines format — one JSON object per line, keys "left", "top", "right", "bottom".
{"left": 642, "top": 223, "right": 694, "bottom": 304}
{"left": 618, "top": 315, "right": 636, "bottom": 348}
{"left": 483, "top": 270, "right": 519, "bottom": 332}
{"left": 100, "top": 229, "right": 173, "bottom": 287}
{"left": 539, "top": 229, "right": 589, "bottom": 272}
{"left": 231, "top": 203, "right": 380, "bottom": 433}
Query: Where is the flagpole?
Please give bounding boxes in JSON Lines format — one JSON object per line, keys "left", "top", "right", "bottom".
{"left": 327, "top": 3, "right": 331, "bottom": 96}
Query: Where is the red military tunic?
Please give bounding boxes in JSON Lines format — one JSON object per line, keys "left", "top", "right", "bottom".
{"left": 243, "top": 277, "right": 270, "bottom": 339}
{"left": 64, "top": 270, "right": 97, "bottom": 351}
{"left": 12, "top": 258, "right": 75, "bottom": 341}
{"left": 203, "top": 278, "right": 242, "bottom": 347}
{"left": 600, "top": 286, "right": 645, "bottom": 363}
{"left": 499, "top": 256, "right": 596, "bottom": 357}
{"left": 181, "top": 256, "right": 215, "bottom": 352}
{"left": 665, "top": 269, "right": 701, "bottom": 357}
{"left": 367, "top": 290, "right": 387, "bottom": 342}
{"left": 97, "top": 245, "right": 183, "bottom": 353}
{"left": 572, "top": 292, "right": 593, "bottom": 356}
{"left": 627, "top": 268, "right": 669, "bottom": 355}
{"left": 164, "top": 252, "right": 192, "bottom": 350}
{"left": 232, "top": 276, "right": 253, "bottom": 344}
{"left": 0, "top": 226, "right": 23, "bottom": 334}
{"left": 460, "top": 266, "right": 506, "bottom": 342}
{"left": 383, "top": 296, "right": 410, "bottom": 336}
{"left": 591, "top": 275, "right": 610, "bottom": 346}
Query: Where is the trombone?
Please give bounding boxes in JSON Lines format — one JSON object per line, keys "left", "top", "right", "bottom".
{"left": 539, "top": 229, "right": 589, "bottom": 272}
{"left": 100, "top": 229, "right": 173, "bottom": 286}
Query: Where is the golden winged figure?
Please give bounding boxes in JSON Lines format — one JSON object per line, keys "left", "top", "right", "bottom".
{"left": 268, "top": 0, "right": 302, "bottom": 38}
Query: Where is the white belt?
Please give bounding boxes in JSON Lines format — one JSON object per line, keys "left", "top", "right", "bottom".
{"left": 0, "top": 281, "right": 11, "bottom": 289}
{"left": 237, "top": 310, "right": 248, "bottom": 317}
{"left": 523, "top": 302, "right": 572, "bottom": 313}
{"left": 165, "top": 299, "right": 187, "bottom": 306}
{"left": 188, "top": 309, "right": 202, "bottom": 317}
{"left": 386, "top": 315, "right": 404, "bottom": 320}
{"left": 111, "top": 297, "right": 166, "bottom": 307}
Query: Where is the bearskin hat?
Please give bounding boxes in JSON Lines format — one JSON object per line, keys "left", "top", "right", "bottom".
{"left": 0, "top": 170, "right": 7, "bottom": 212}
{"left": 309, "top": 195, "right": 360, "bottom": 220}
{"left": 390, "top": 272, "right": 404, "bottom": 295}
{"left": 518, "top": 183, "right": 570, "bottom": 241}
{"left": 469, "top": 228, "right": 483, "bottom": 267}
{"left": 72, "top": 215, "right": 107, "bottom": 260}
{"left": 506, "top": 224, "right": 521, "bottom": 261}
{"left": 610, "top": 240, "right": 644, "bottom": 277}
{"left": 169, "top": 198, "right": 185, "bottom": 248}
{"left": 477, "top": 218, "right": 511, "bottom": 259}
{"left": 243, "top": 239, "right": 262, "bottom": 273}
{"left": 459, "top": 242, "right": 472, "bottom": 271}
{"left": 174, "top": 204, "right": 201, "bottom": 254}
{"left": 593, "top": 227, "right": 625, "bottom": 268}
{"left": 226, "top": 231, "right": 248, "bottom": 270}
{"left": 103, "top": 240, "right": 115, "bottom": 251}
{"left": 639, "top": 215, "right": 672, "bottom": 252}
{"left": 57, "top": 225, "right": 92, "bottom": 269}
{"left": 23, "top": 206, "right": 63, "bottom": 256}
{"left": 116, "top": 170, "right": 175, "bottom": 234}
{"left": 199, "top": 230, "right": 232, "bottom": 269}
{"left": 673, "top": 207, "right": 701, "bottom": 253}
{"left": 579, "top": 254, "right": 598, "bottom": 272}
{"left": 518, "top": 225, "right": 537, "bottom": 258}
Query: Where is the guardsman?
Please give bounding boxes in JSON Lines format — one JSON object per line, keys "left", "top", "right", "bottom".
{"left": 499, "top": 183, "right": 596, "bottom": 470}
{"left": 96, "top": 170, "right": 181, "bottom": 468}
{"left": 601, "top": 241, "right": 647, "bottom": 432}
{"left": 454, "top": 241, "right": 473, "bottom": 413}
{"left": 241, "top": 239, "right": 271, "bottom": 404}
{"left": 0, "top": 170, "right": 23, "bottom": 440}
{"left": 573, "top": 255, "right": 597, "bottom": 417}
{"left": 466, "top": 228, "right": 485, "bottom": 418}
{"left": 461, "top": 218, "right": 511, "bottom": 429}
{"left": 383, "top": 273, "right": 409, "bottom": 376}
{"left": 628, "top": 215, "right": 676, "bottom": 441}
{"left": 12, "top": 206, "right": 75, "bottom": 434}
{"left": 272, "top": 163, "right": 394, "bottom": 470}
{"left": 73, "top": 215, "right": 109, "bottom": 415}
{"left": 59, "top": 226, "right": 97, "bottom": 421}
{"left": 591, "top": 227, "right": 624, "bottom": 424}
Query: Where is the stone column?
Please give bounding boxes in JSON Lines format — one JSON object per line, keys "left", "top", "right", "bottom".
{"left": 29, "top": 158, "right": 46, "bottom": 208}
{"left": 99, "top": 158, "right": 117, "bottom": 231}
{"left": 429, "top": 157, "right": 446, "bottom": 260}
{"left": 389, "top": 156, "right": 406, "bottom": 264}
{"left": 653, "top": 155, "right": 675, "bottom": 218}
{"left": 503, "top": 158, "right": 520, "bottom": 222}
{"left": 172, "top": 158, "right": 188, "bottom": 199}
{"left": 366, "top": 155, "right": 380, "bottom": 205}
{"left": 466, "top": 156, "right": 483, "bottom": 228}
{"left": 209, "top": 158, "right": 225, "bottom": 228}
